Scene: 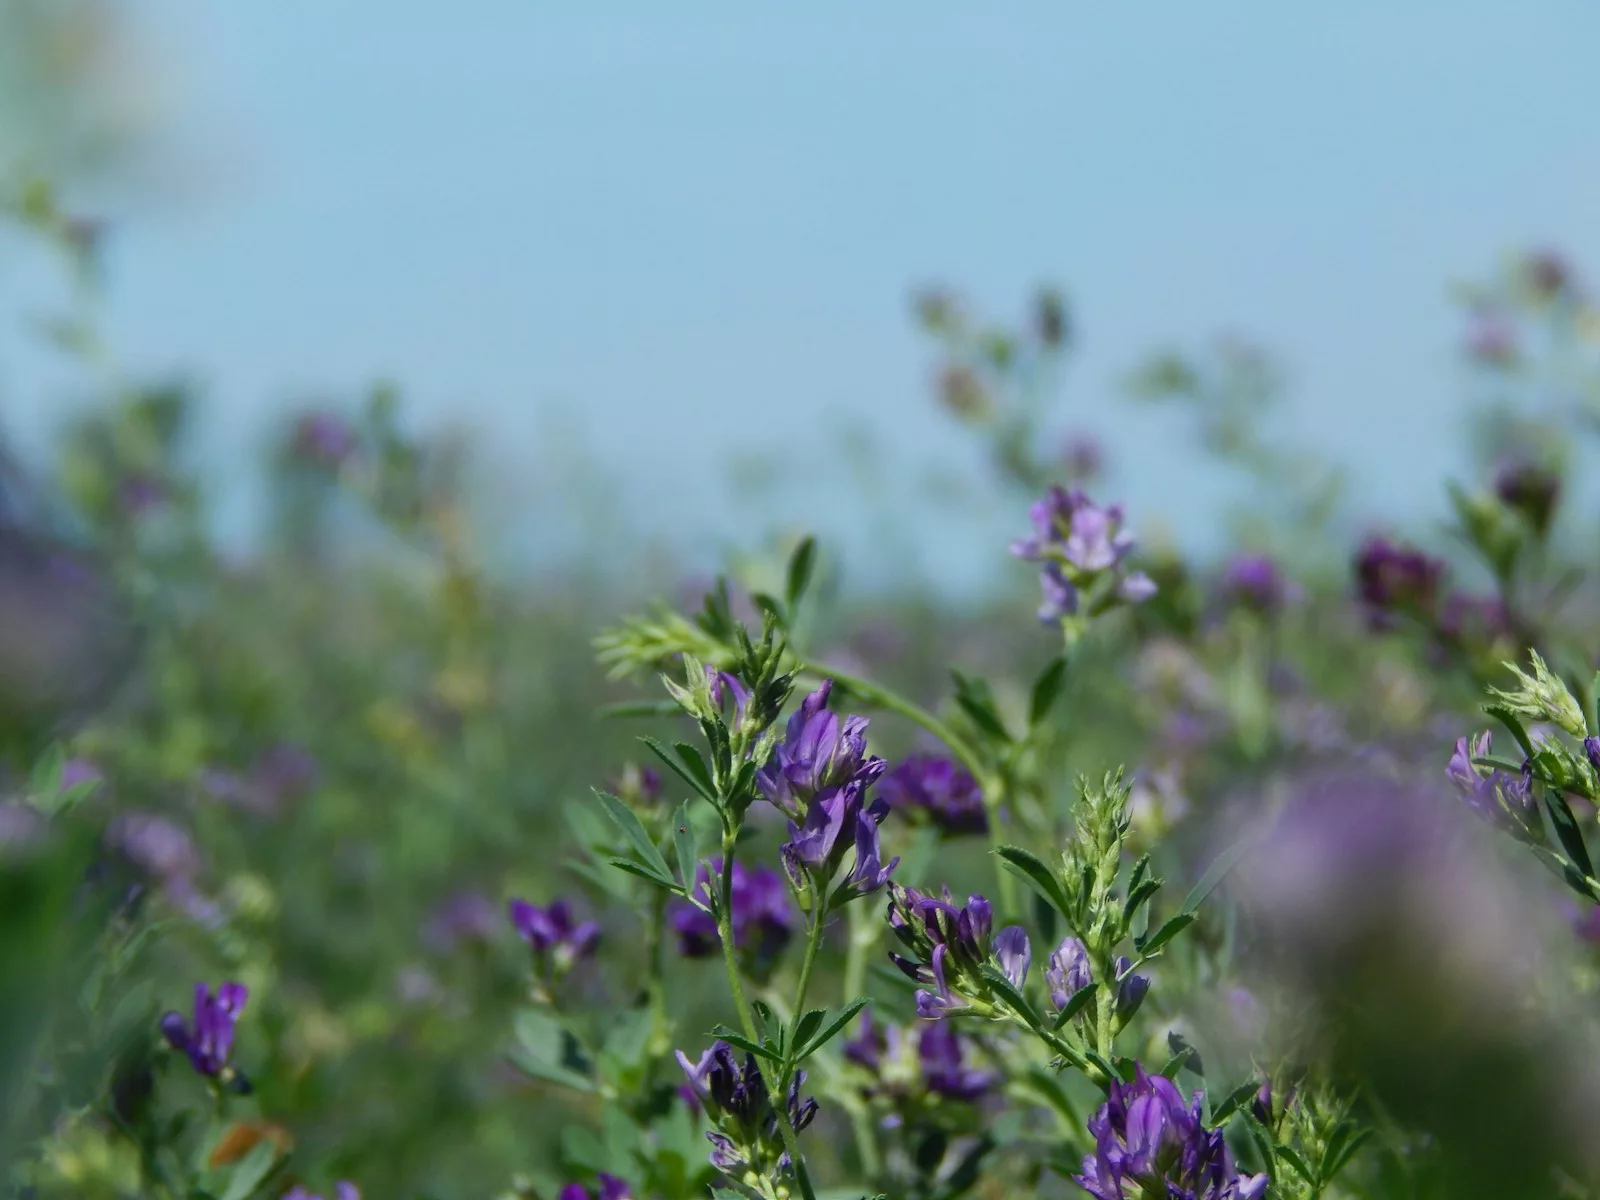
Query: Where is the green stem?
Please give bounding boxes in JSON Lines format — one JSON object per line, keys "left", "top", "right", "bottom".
{"left": 717, "top": 832, "right": 818, "bottom": 1200}
{"left": 982, "top": 773, "right": 1020, "bottom": 919}
{"left": 842, "top": 900, "right": 873, "bottom": 1002}
{"left": 791, "top": 904, "right": 827, "bottom": 1040}
{"left": 645, "top": 885, "right": 670, "bottom": 1054}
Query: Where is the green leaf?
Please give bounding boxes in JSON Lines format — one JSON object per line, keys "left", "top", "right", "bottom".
{"left": 785, "top": 535, "right": 817, "bottom": 611}
{"left": 593, "top": 789, "right": 674, "bottom": 879}
{"left": 790, "top": 1008, "right": 826, "bottom": 1056}
{"left": 638, "top": 736, "right": 717, "bottom": 803}
{"left": 217, "top": 1140, "right": 280, "bottom": 1200}
{"left": 597, "top": 699, "right": 682, "bottom": 719}
{"left": 795, "top": 997, "right": 869, "bottom": 1060}
{"left": 1321, "top": 1124, "right": 1374, "bottom": 1181}
{"left": 1136, "top": 911, "right": 1196, "bottom": 955}
{"left": 1588, "top": 670, "right": 1600, "bottom": 738}
{"left": 750, "top": 999, "right": 777, "bottom": 1033}
{"left": 1277, "top": 1144, "right": 1318, "bottom": 1185}
{"left": 1483, "top": 704, "right": 1536, "bottom": 761}
{"left": 979, "top": 964, "right": 1041, "bottom": 1028}
{"left": 672, "top": 742, "right": 717, "bottom": 797}
{"left": 995, "top": 845, "right": 1072, "bottom": 920}
{"left": 1028, "top": 657, "right": 1067, "bottom": 727}
{"left": 950, "top": 670, "right": 1012, "bottom": 744}
{"left": 708, "top": 1024, "right": 779, "bottom": 1062}
{"left": 1544, "top": 789, "right": 1595, "bottom": 882}
{"left": 1051, "top": 981, "right": 1099, "bottom": 1030}
{"left": 606, "top": 857, "right": 682, "bottom": 893}
{"left": 27, "top": 744, "right": 64, "bottom": 803}
{"left": 1177, "top": 839, "right": 1251, "bottom": 917}
{"left": 1210, "top": 1078, "right": 1264, "bottom": 1125}
{"left": 671, "top": 803, "right": 699, "bottom": 891}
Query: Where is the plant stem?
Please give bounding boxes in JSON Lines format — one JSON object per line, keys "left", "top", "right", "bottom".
{"left": 717, "top": 831, "right": 818, "bottom": 1200}
{"left": 791, "top": 904, "right": 827, "bottom": 1044}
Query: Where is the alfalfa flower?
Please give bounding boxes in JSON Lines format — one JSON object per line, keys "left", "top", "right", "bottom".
{"left": 161, "top": 982, "right": 250, "bottom": 1091}
{"left": 1010, "top": 487, "right": 1155, "bottom": 627}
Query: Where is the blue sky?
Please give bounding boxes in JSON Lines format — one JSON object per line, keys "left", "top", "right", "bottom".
{"left": 3, "top": 1, "right": 1598, "bottom": 592}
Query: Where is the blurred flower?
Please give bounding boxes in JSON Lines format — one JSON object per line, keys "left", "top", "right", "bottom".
{"left": 1221, "top": 553, "right": 1293, "bottom": 614}
{"left": 916, "top": 1021, "right": 995, "bottom": 1101}
{"left": 1445, "top": 731, "right": 1540, "bottom": 840}
{"left": 843, "top": 1008, "right": 895, "bottom": 1074}
{"left": 1061, "top": 433, "right": 1103, "bottom": 480}
{"left": 60, "top": 757, "right": 103, "bottom": 790}
{"left": 1435, "top": 591, "right": 1512, "bottom": 650}
{"left": 422, "top": 889, "right": 498, "bottom": 954}
{"left": 507, "top": 898, "right": 600, "bottom": 976}
{"left": 1011, "top": 486, "right": 1155, "bottom": 625}
{"left": 1493, "top": 456, "right": 1561, "bottom": 538}
{"left": 161, "top": 982, "right": 249, "bottom": 1088}
{"left": 116, "top": 473, "right": 167, "bottom": 516}
{"left": 107, "top": 812, "right": 199, "bottom": 884}
{"left": 0, "top": 801, "right": 42, "bottom": 850}
{"left": 290, "top": 411, "right": 359, "bottom": 469}
{"left": 611, "top": 762, "right": 663, "bottom": 806}
{"left": 1352, "top": 535, "right": 1444, "bottom": 625}
{"left": 1523, "top": 250, "right": 1575, "bottom": 301}
{"left": 936, "top": 364, "right": 988, "bottom": 419}
{"left": 1046, "top": 936, "right": 1093, "bottom": 1011}
{"left": 556, "top": 1176, "right": 630, "bottom": 1200}
{"left": 284, "top": 1186, "right": 360, "bottom": 1200}
{"left": 1073, "top": 1064, "right": 1266, "bottom": 1200}
{"left": 878, "top": 754, "right": 987, "bottom": 836}
{"left": 1464, "top": 310, "right": 1518, "bottom": 366}
{"left": 671, "top": 859, "right": 794, "bottom": 968}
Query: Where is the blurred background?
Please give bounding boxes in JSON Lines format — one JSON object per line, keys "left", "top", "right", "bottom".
{"left": 5, "top": 3, "right": 1600, "bottom": 1198}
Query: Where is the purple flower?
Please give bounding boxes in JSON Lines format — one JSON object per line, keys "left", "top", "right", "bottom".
{"left": 161, "top": 982, "right": 248, "bottom": 1084}
{"left": 1046, "top": 936, "right": 1093, "bottom": 1010}
{"left": 107, "top": 813, "right": 200, "bottom": 884}
{"left": 556, "top": 1176, "right": 631, "bottom": 1200}
{"left": 290, "top": 411, "right": 359, "bottom": 469}
{"left": 671, "top": 859, "right": 794, "bottom": 967}
{"left": 1435, "top": 592, "right": 1512, "bottom": 649}
{"left": 508, "top": 898, "right": 600, "bottom": 973}
{"left": 1445, "top": 732, "right": 1540, "bottom": 839}
{"left": 1074, "top": 1064, "right": 1267, "bottom": 1200}
{"left": 994, "top": 926, "right": 1031, "bottom": 989}
{"left": 1011, "top": 487, "right": 1154, "bottom": 624}
{"left": 284, "top": 1185, "right": 361, "bottom": 1200}
{"left": 1113, "top": 957, "right": 1150, "bottom": 1024}
{"left": 705, "top": 666, "right": 751, "bottom": 725}
{"left": 879, "top": 754, "right": 988, "bottom": 835}
{"left": 60, "top": 758, "right": 103, "bottom": 791}
{"left": 887, "top": 885, "right": 997, "bottom": 1018}
{"left": 916, "top": 1021, "right": 996, "bottom": 1101}
{"left": 676, "top": 1042, "right": 817, "bottom": 1176}
{"left": 612, "top": 762, "right": 663, "bottom": 806}
{"left": 842, "top": 1009, "right": 893, "bottom": 1073}
{"left": 1494, "top": 457, "right": 1561, "bottom": 537}
{"left": 1221, "top": 554, "right": 1292, "bottom": 613}
{"left": 1353, "top": 535, "right": 1444, "bottom": 625}
{"left": 779, "top": 783, "right": 898, "bottom": 899}
{"left": 757, "top": 681, "right": 885, "bottom": 818}
{"left": 423, "top": 890, "right": 498, "bottom": 954}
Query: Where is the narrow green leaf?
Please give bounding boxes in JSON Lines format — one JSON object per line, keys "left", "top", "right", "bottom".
{"left": 1137, "top": 911, "right": 1196, "bottom": 955}
{"left": 785, "top": 535, "right": 817, "bottom": 611}
{"left": 671, "top": 803, "right": 699, "bottom": 891}
{"left": 995, "top": 845, "right": 1072, "bottom": 920}
{"left": 217, "top": 1140, "right": 280, "bottom": 1200}
{"left": 593, "top": 788, "right": 674, "bottom": 879}
{"left": 672, "top": 742, "right": 717, "bottom": 797}
{"left": 638, "top": 736, "right": 717, "bottom": 803}
{"left": 1277, "top": 1145, "right": 1317, "bottom": 1185}
{"left": 1028, "top": 656, "right": 1068, "bottom": 727}
{"left": 1177, "top": 839, "right": 1251, "bottom": 917}
{"left": 708, "top": 1025, "right": 779, "bottom": 1062}
{"left": 790, "top": 1008, "right": 826, "bottom": 1056}
{"left": 796, "top": 997, "right": 869, "bottom": 1059}
{"left": 1322, "top": 1125, "right": 1374, "bottom": 1181}
{"left": 597, "top": 700, "right": 682, "bottom": 719}
{"left": 979, "top": 964, "right": 1041, "bottom": 1028}
{"left": 1051, "top": 981, "right": 1099, "bottom": 1030}
{"left": 1543, "top": 788, "right": 1594, "bottom": 883}
{"left": 1588, "top": 670, "right": 1600, "bottom": 738}
{"left": 1210, "top": 1078, "right": 1264, "bottom": 1125}
{"left": 606, "top": 857, "right": 682, "bottom": 893}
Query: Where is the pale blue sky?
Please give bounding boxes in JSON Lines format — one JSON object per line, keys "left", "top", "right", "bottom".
{"left": 3, "top": 2, "right": 1598, "bottom": 592}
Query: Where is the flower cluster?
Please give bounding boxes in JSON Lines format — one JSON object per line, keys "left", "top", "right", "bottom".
{"left": 877, "top": 754, "right": 987, "bottom": 836}
{"left": 671, "top": 859, "right": 794, "bottom": 970}
{"left": 759, "top": 682, "right": 898, "bottom": 903}
{"left": 887, "top": 884, "right": 1020, "bottom": 1018}
{"left": 1075, "top": 1066, "right": 1268, "bottom": 1200}
{"left": 284, "top": 1184, "right": 360, "bottom": 1200}
{"left": 1220, "top": 553, "right": 1293, "bottom": 614}
{"left": 1010, "top": 487, "right": 1156, "bottom": 624}
{"left": 161, "top": 981, "right": 250, "bottom": 1091}
{"left": 677, "top": 1041, "right": 818, "bottom": 1179}
{"left": 1353, "top": 535, "right": 1444, "bottom": 626}
{"left": 1446, "top": 731, "right": 1541, "bottom": 840}
{"left": 842, "top": 1009, "right": 996, "bottom": 1103}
